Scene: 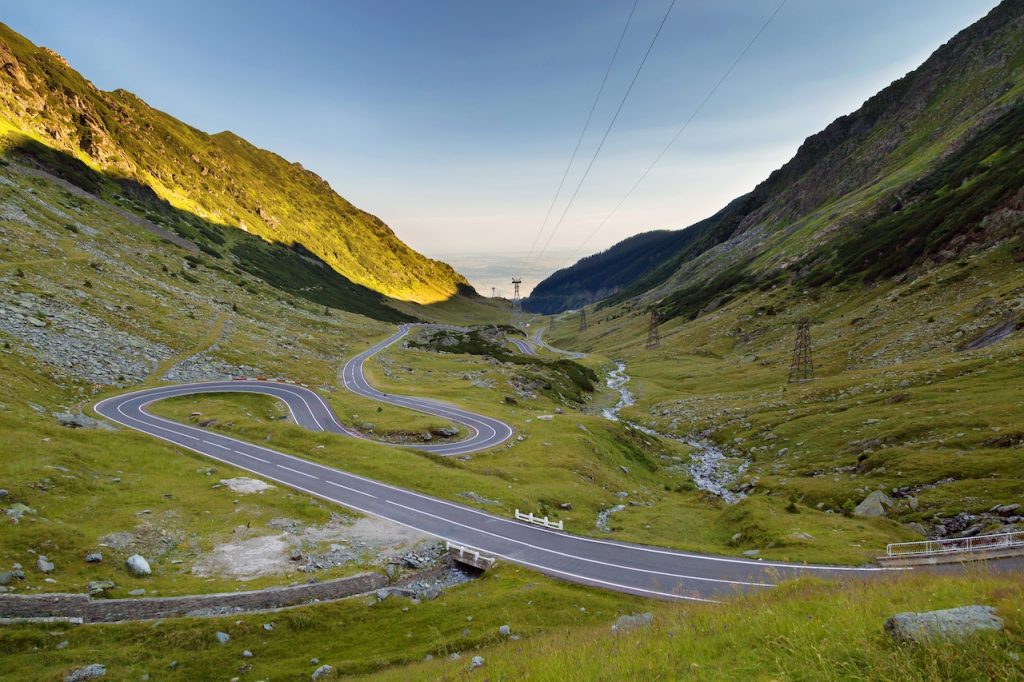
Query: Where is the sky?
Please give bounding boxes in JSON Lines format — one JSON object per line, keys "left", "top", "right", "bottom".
{"left": 0, "top": 0, "right": 1002, "bottom": 294}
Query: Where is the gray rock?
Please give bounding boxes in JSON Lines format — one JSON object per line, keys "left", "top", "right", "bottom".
{"left": 884, "top": 605, "right": 1004, "bottom": 643}
{"left": 995, "top": 504, "right": 1021, "bottom": 516}
{"left": 434, "top": 426, "right": 459, "bottom": 438}
{"left": 85, "top": 552, "right": 103, "bottom": 563}
{"left": 125, "top": 554, "right": 151, "bottom": 577}
{"left": 263, "top": 623, "right": 274, "bottom": 631}
{"left": 128, "top": 589, "right": 146, "bottom": 596}
{"left": 215, "top": 631, "right": 230, "bottom": 644}
{"left": 54, "top": 412, "right": 114, "bottom": 431}
{"left": 854, "top": 490, "right": 893, "bottom": 518}
{"left": 742, "top": 550, "right": 760, "bottom": 557}
{"left": 36, "top": 555, "right": 55, "bottom": 573}
{"left": 0, "top": 489, "right": 7, "bottom": 499}
{"left": 420, "top": 431, "right": 433, "bottom": 442}
{"left": 470, "top": 655, "right": 485, "bottom": 669}
{"left": 6, "top": 503, "right": 35, "bottom": 521}
{"left": 376, "top": 588, "right": 391, "bottom": 601}
{"left": 498, "top": 624, "right": 511, "bottom": 636}
{"left": 56, "top": 640, "right": 69, "bottom": 649}
{"left": 242, "top": 650, "right": 253, "bottom": 658}
{"left": 611, "top": 612, "right": 653, "bottom": 632}
{"left": 87, "top": 580, "right": 116, "bottom": 596}
{"left": 311, "top": 664, "right": 334, "bottom": 680}
{"left": 64, "top": 664, "right": 106, "bottom": 681}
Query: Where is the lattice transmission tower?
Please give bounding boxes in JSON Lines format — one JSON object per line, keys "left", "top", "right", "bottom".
{"left": 578, "top": 308, "right": 588, "bottom": 332}
{"left": 646, "top": 309, "right": 661, "bottom": 349}
{"left": 510, "top": 278, "right": 522, "bottom": 325}
{"left": 787, "top": 318, "right": 814, "bottom": 383}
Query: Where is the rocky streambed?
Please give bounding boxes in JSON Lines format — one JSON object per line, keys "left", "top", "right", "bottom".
{"left": 600, "top": 361, "right": 747, "bottom": 503}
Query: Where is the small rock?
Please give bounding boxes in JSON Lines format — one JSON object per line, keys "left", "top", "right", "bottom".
{"left": 263, "top": 623, "right": 274, "bottom": 631}
{"left": 469, "top": 655, "right": 485, "bottom": 669}
{"left": 64, "top": 664, "right": 106, "bottom": 682}
{"left": 611, "top": 613, "right": 653, "bottom": 632}
{"left": 884, "top": 605, "right": 1003, "bottom": 643}
{"left": 128, "top": 589, "right": 145, "bottom": 596}
{"left": 87, "top": 580, "right": 116, "bottom": 596}
{"left": 558, "top": 502, "right": 572, "bottom": 511}
{"left": 498, "top": 625, "right": 511, "bottom": 636}
{"left": 56, "top": 640, "right": 69, "bottom": 650}
{"left": 742, "top": 550, "right": 760, "bottom": 558}
{"left": 125, "top": 555, "right": 151, "bottom": 577}
{"left": 311, "top": 664, "right": 334, "bottom": 680}
{"left": 619, "top": 465, "right": 629, "bottom": 475}
{"left": 216, "top": 631, "right": 230, "bottom": 644}
{"left": 448, "top": 653, "right": 461, "bottom": 661}
{"left": 36, "top": 555, "right": 55, "bottom": 573}
{"left": 376, "top": 588, "right": 390, "bottom": 601}
{"left": 85, "top": 552, "right": 103, "bottom": 563}
{"left": 242, "top": 650, "right": 253, "bottom": 658}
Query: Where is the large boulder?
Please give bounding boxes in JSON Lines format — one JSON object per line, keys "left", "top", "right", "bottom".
{"left": 311, "top": 664, "right": 335, "bottom": 680}
{"left": 125, "top": 554, "right": 151, "bottom": 577}
{"left": 884, "top": 605, "right": 1004, "bottom": 643}
{"left": 854, "top": 490, "right": 893, "bottom": 518}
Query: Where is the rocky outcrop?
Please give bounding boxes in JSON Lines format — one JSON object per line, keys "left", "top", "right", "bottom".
{"left": 884, "top": 605, "right": 1004, "bottom": 643}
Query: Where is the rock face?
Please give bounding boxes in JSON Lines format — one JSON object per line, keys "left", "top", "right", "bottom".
{"left": 884, "top": 605, "right": 1004, "bottom": 643}
{"left": 854, "top": 490, "right": 894, "bottom": 518}
{"left": 125, "top": 554, "right": 151, "bottom": 577}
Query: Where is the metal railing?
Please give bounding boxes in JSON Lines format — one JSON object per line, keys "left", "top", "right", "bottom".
{"left": 886, "top": 530, "right": 1024, "bottom": 557}
{"left": 446, "top": 541, "right": 496, "bottom": 567}
{"left": 514, "top": 509, "right": 564, "bottom": 531}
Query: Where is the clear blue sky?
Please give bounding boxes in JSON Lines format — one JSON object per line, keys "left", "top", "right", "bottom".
{"left": 0, "top": 0, "right": 1001, "bottom": 285}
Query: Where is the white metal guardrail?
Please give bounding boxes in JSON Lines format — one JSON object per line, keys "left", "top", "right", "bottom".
{"left": 886, "top": 530, "right": 1024, "bottom": 557}
{"left": 446, "top": 542, "right": 496, "bottom": 568}
{"left": 514, "top": 509, "right": 564, "bottom": 531}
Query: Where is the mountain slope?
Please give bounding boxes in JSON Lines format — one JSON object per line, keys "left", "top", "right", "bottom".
{"left": 0, "top": 23, "right": 468, "bottom": 305}
{"left": 528, "top": 0, "right": 1024, "bottom": 316}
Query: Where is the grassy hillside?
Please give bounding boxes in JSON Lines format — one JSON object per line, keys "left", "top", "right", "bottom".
{"left": 0, "top": 22, "right": 469, "bottom": 304}
{"left": 533, "top": 0, "right": 1024, "bottom": 320}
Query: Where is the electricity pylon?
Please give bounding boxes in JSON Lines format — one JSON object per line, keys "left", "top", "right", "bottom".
{"left": 787, "top": 318, "right": 814, "bottom": 383}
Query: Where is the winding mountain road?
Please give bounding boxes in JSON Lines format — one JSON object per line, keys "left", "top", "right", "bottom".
{"left": 96, "top": 324, "right": 896, "bottom": 602}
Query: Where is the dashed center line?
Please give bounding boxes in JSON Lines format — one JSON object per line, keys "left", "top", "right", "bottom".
{"left": 277, "top": 464, "right": 319, "bottom": 479}
{"left": 324, "top": 480, "right": 378, "bottom": 499}
{"left": 234, "top": 450, "right": 269, "bottom": 463}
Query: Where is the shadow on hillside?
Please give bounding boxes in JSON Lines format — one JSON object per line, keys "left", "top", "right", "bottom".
{"left": 1, "top": 136, "right": 425, "bottom": 323}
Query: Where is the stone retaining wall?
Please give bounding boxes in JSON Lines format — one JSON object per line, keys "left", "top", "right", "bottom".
{"left": 0, "top": 572, "right": 386, "bottom": 623}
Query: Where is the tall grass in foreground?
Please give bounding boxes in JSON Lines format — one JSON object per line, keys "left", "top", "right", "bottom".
{"left": 366, "top": 568, "right": 1024, "bottom": 681}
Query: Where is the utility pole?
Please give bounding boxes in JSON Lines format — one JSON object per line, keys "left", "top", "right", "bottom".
{"left": 491, "top": 286, "right": 496, "bottom": 298}
{"left": 579, "top": 308, "right": 588, "bottom": 333}
{"left": 511, "top": 278, "right": 522, "bottom": 326}
{"left": 646, "top": 309, "right": 661, "bottom": 349}
{"left": 788, "top": 318, "right": 814, "bottom": 383}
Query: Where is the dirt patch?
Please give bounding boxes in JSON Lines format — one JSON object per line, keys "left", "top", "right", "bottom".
{"left": 191, "top": 514, "right": 433, "bottom": 581}
{"left": 219, "top": 477, "right": 275, "bottom": 494}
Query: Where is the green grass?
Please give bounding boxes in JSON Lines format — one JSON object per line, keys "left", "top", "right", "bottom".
{"left": 362, "top": 569, "right": 1024, "bottom": 681}
{"left": 0, "top": 563, "right": 646, "bottom": 680}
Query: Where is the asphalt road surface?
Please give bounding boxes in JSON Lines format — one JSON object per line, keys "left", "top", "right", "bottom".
{"left": 508, "top": 336, "right": 537, "bottom": 355}
{"left": 96, "top": 324, "right": 902, "bottom": 601}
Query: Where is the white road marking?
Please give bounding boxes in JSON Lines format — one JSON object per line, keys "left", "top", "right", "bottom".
{"left": 325, "top": 480, "right": 377, "bottom": 499}
{"left": 277, "top": 464, "right": 319, "bottom": 479}
{"left": 234, "top": 450, "right": 269, "bottom": 463}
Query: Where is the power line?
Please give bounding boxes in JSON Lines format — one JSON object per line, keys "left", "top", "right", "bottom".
{"left": 564, "top": 0, "right": 787, "bottom": 265}
{"left": 517, "top": 0, "right": 640, "bottom": 277}
{"left": 525, "top": 0, "right": 678, "bottom": 275}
